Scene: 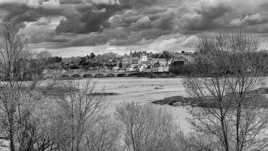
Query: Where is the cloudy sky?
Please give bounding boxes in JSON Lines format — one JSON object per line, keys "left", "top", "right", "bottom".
{"left": 0, "top": 0, "right": 268, "bottom": 57}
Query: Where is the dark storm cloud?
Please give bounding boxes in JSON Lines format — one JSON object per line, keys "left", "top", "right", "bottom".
{"left": 228, "top": 3, "right": 268, "bottom": 34}
{"left": 55, "top": 0, "right": 159, "bottom": 34}
{"left": 60, "top": 6, "right": 179, "bottom": 46}
{"left": 259, "top": 2, "right": 268, "bottom": 11}
{"left": 56, "top": 4, "right": 123, "bottom": 33}
{"left": 0, "top": 1, "right": 124, "bottom": 34}
{"left": 180, "top": 1, "right": 231, "bottom": 31}
{"left": 0, "top": 3, "right": 62, "bottom": 24}
{"left": 128, "top": 10, "right": 176, "bottom": 30}
{"left": 53, "top": 0, "right": 179, "bottom": 46}
{"left": 119, "top": 0, "right": 158, "bottom": 8}
{"left": 230, "top": 13, "right": 268, "bottom": 27}
{"left": 151, "top": 11, "right": 176, "bottom": 30}
{"left": 0, "top": 0, "right": 172, "bottom": 47}
{"left": 181, "top": 0, "right": 268, "bottom": 34}
{"left": 111, "top": 7, "right": 178, "bottom": 31}
{"left": 2, "top": 0, "right": 268, "bottom": 49}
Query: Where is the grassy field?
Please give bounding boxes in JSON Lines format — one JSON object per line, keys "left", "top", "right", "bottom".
{"left": 39, "top": 77, "right": 268, "bottom": 133}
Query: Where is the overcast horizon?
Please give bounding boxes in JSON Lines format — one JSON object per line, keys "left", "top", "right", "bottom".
{"left": 1, "top": 0, "right": 268, "bottom": 57}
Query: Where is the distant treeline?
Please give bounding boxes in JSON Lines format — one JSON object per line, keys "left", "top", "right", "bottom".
{"left": 42, "top": 50, "right": 268, "bottom": 78}
{"left": 1, "top": 58, "right": 45, "bottom": 81}
{"left": 169, "top": 50, "right": 268, "bottom": 76}
{"left": 0, "top": 51, "right": 176, "bottom": 80}
{"left": 2, "top": 50, "right": 268, "bottom": 80}
{"left": 46, "top": 51, "right": 174, "bottom": 70}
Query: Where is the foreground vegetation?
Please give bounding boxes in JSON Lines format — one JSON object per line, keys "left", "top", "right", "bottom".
{"left": 1, "top": 21, "right": 268, "bottom": 151}
{"left": 0, "top": 22, "right": 206, "bottom": 151}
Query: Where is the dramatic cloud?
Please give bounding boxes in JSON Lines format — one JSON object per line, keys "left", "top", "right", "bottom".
{"left": 0, "top": 3, "right": 62, "bottom": 24}
{"left": 59, "top": 0, "right": 84, "bottom": 4}
{"left": 100, "top": 6, "right": 179, "bottom": 45}
{"left": 20, "top": 16, "right": 64, "bottom": 43}
{"left": 230, "top": 13, "right": 268, "bottom": 30}
{"left": 56, "top": 4, "right": 123, "bottom": 33}
{"left": 178, "top": 0, "right": 231, "bottom": 31}
{"left": 54, "top": 0, "right": 160, "bottom": 34}
{"left": 1, "top": 0, "right": 268, "bottom": 55}
{"left": 118, "top": 0, "right": 158, "bottom": 8}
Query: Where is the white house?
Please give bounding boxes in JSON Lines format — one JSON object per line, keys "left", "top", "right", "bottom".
{"left": 41, "top": 0, "right": 60, "bottom": 7}
{"left": 139, "top": 54, "right": 148, "bottom": 63}
{"left": 139, "top": 64, "right": 148, "bottom": 72}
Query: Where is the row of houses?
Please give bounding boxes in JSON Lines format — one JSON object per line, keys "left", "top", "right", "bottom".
{"left": 115, "top": 52, "right": 193, "bottom": 73}
{"left": 42, "top": 52, "right": 194, "bottom": 79}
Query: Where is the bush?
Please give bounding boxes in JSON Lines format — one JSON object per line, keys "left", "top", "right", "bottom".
{"left": 116, "top": 103, "right": 182, "bottom": 151}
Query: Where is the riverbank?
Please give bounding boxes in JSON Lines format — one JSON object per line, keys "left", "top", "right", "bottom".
{"left": 153, "top": 87, "right": 268, "bottom": 108}
{"left": 54, "top": 72, "right": 177, "bottom": 80}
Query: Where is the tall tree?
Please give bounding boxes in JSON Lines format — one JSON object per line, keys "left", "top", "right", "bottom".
{"left": 0, "top": 22, "right": 27, "bottom": 151}
{"left": 184, "top": 32, "right": 268, "bottom": 151}
{"left": 116, "top": 103, "right": 179, "bottom": 151}
{"left": 0, "top": 22, "right": 44, "bottom": 151}
{"left": 52, "top": 80, "right": 104, "bottom": 151}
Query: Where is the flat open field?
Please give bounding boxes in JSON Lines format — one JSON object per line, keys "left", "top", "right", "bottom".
{"left": 91, "top": 77, "right": 187, "bottom": 103}
{"left": 88, "top": 77, "right": 268, "bottom": 103}
{"left": 47, "top": 77, "right": 267, "bottom": 132}
{"left": 82, "top": 77, "right": 192, "bottom": 132}
{"left": 91, "top": 77, "right": 268, "bottom": 132}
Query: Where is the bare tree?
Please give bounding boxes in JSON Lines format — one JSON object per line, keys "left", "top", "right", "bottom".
{"left": 116, "top": 102, "right": 180, "bottom": 151}
{"left": 174, "top": 133, "right": 218, "bottom": 151}
{"left": 51, "top": 80, "right": 104, "bottom": 151}
{"left": 0, "top": 22, "right": 50, "bottom": 151}
{"left": 184, "top": 32, "right": 268, "bottom": 151}
{"left": 85, "top": 117, "right": 120, "bottom": 151}
{"left": 0, "top": 22, "right": 30, "bottom": 151}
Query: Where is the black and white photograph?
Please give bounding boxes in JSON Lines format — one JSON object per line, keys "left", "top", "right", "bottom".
{"left": 0, "top": 0, "right": 268, "bottom": 151}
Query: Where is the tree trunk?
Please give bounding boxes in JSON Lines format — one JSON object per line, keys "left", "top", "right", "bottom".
{"left": 9, "top": 114, "right": 16, "bottom": 151}
{"left": 236, "top": 102, "right": 242, "bottom": 151}
{"left": 220, "top": 116, "right": 229, "bottom": 151}
{"left": 76, "top": 139, "right": 80, "bottom": 151}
